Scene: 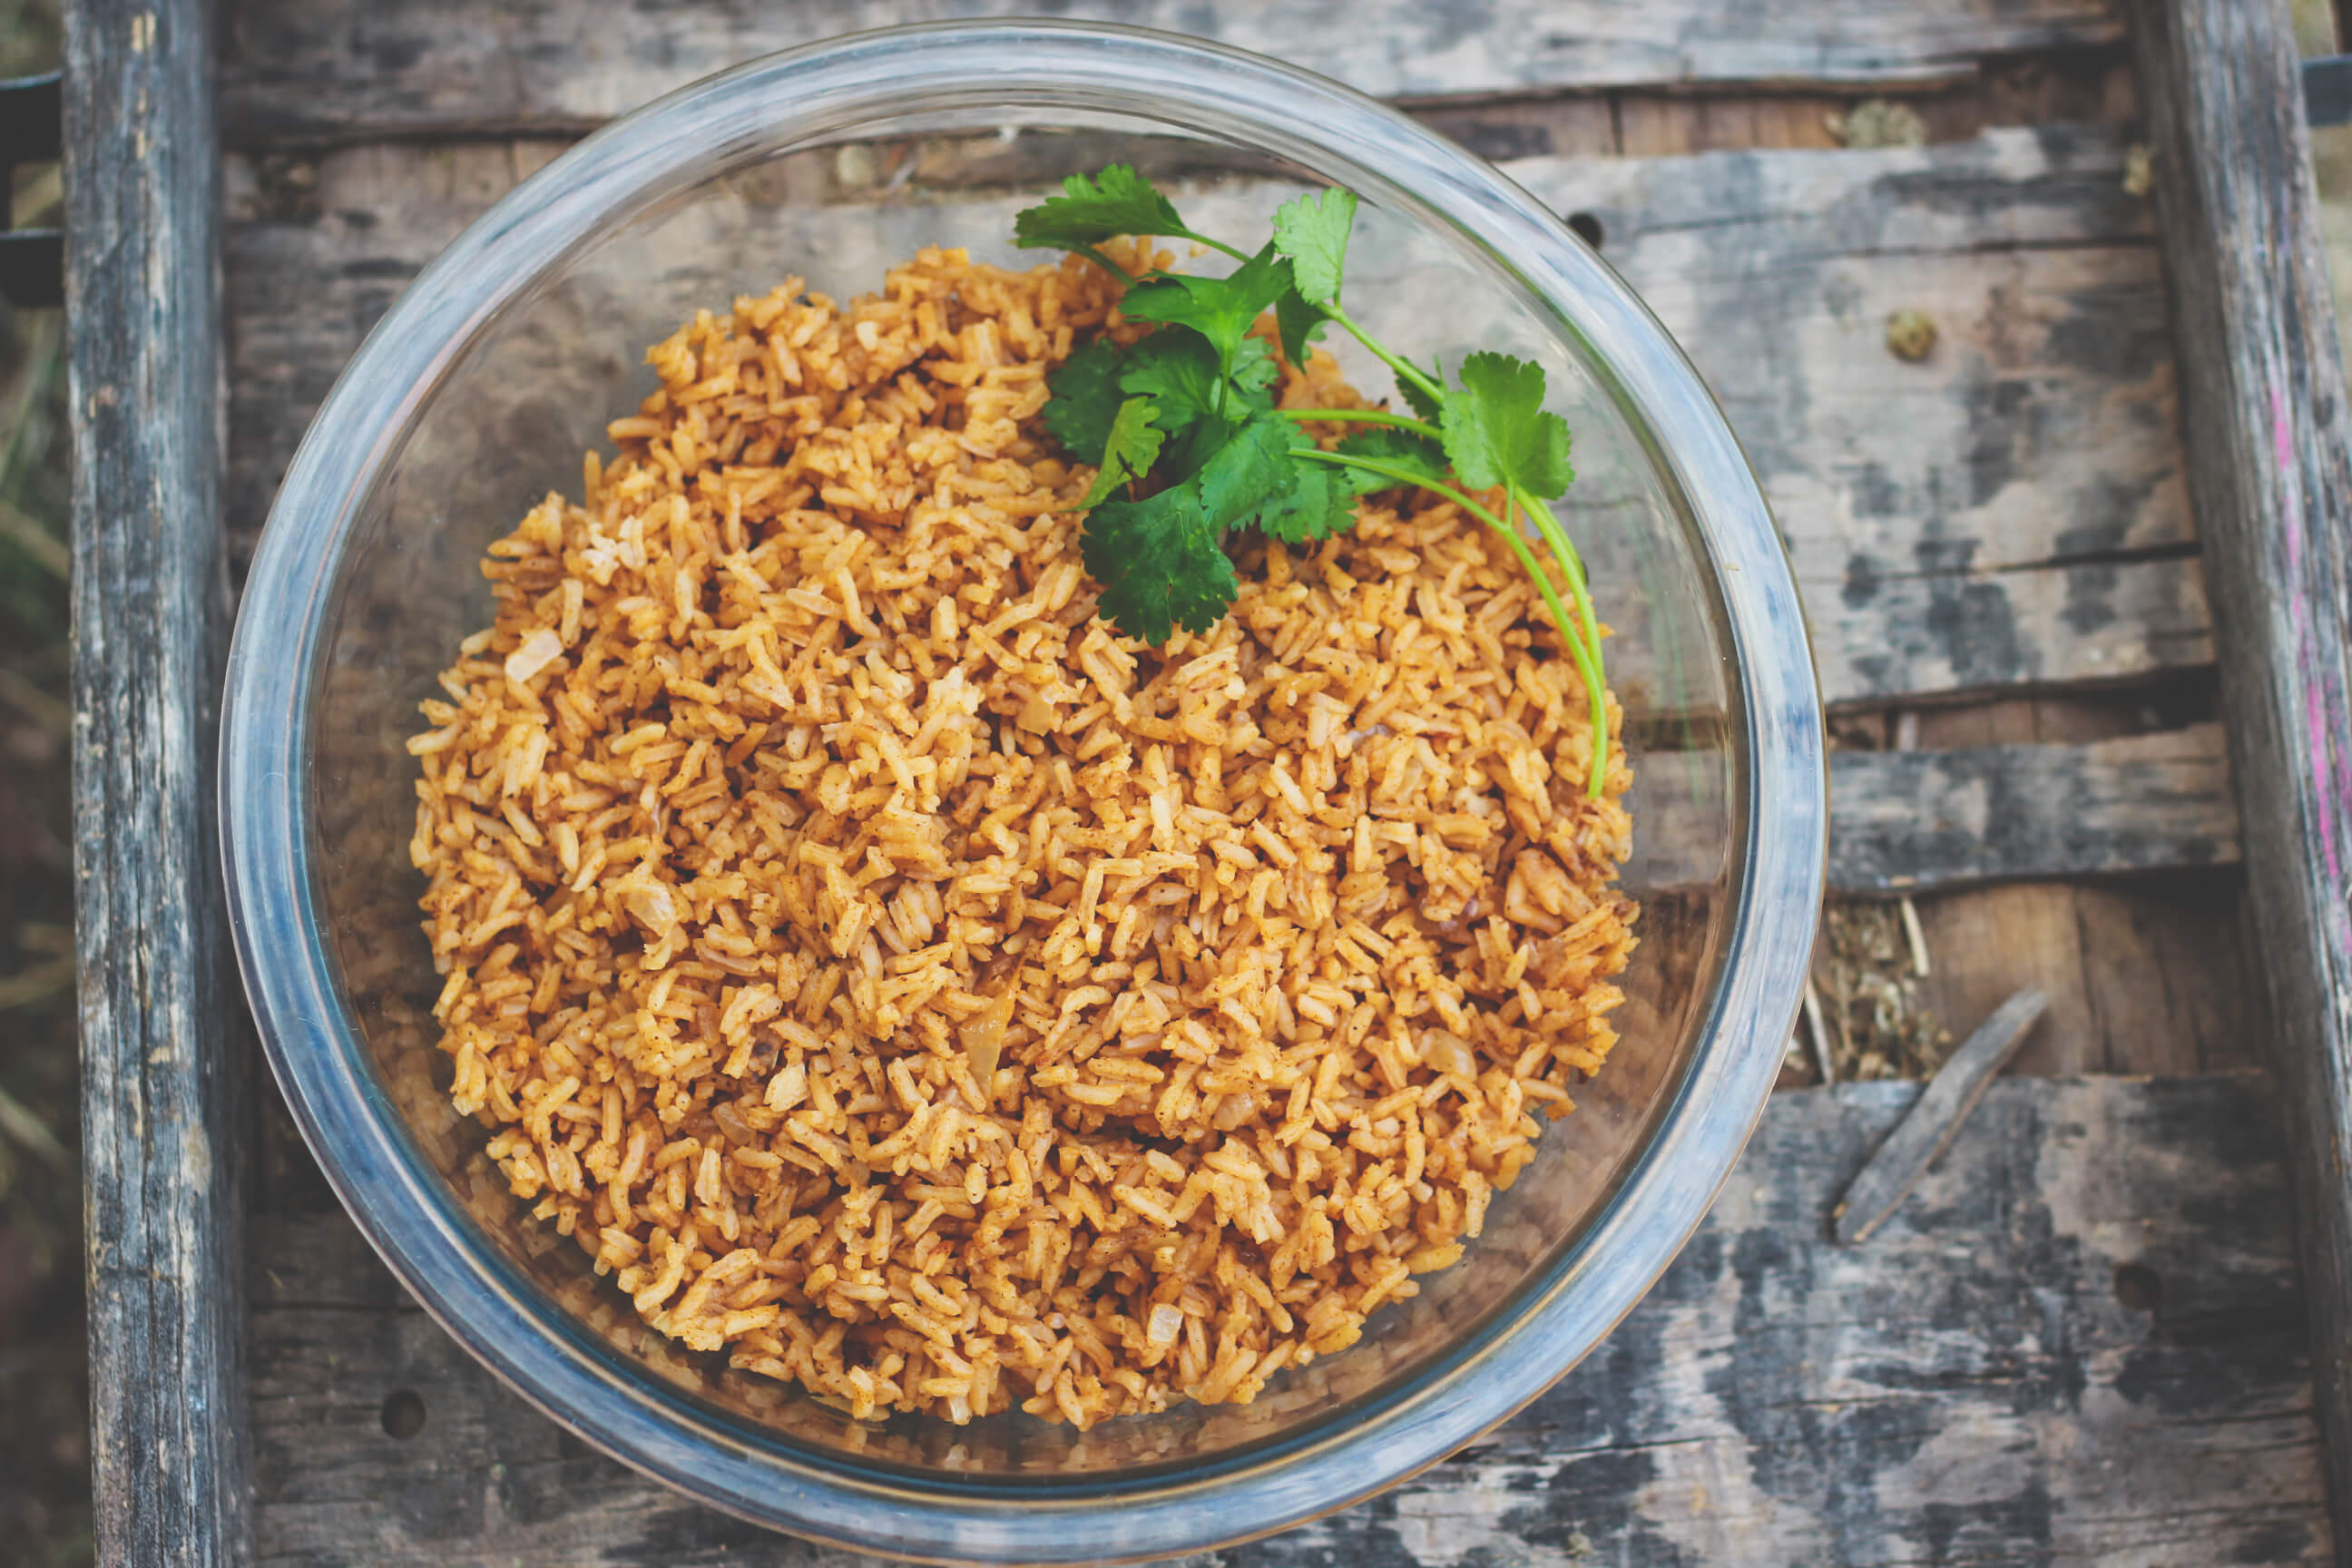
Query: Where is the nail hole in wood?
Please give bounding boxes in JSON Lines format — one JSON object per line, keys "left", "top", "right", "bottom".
{"left": 380, "top": 1387, "right": 427, "bottom": 1440}
{"left": 1565, "top": 211, "right": 1604, "bottom": 249}
{"left": 2113, "top": 1262, "right": 2163, "bottom": 1316}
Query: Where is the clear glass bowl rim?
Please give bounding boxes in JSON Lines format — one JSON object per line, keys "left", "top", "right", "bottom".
{"left": 218, "top": 19, "right": 1828, "bottom": 1563}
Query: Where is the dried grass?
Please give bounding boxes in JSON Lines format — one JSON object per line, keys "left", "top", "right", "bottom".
{"left": 1815, "top": 900, "right": 1950, "bottom": 1081}
{"left": 409, "top": 241, "right": 1636, "bottom": 1427}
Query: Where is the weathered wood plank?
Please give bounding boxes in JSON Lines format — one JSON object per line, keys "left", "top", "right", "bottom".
{"left": 241, "top": 1074, "right": 2325, "bottom": 1565}
{"left": 65, "top": 0, "right": 251, "bottom": 1563}
{"left": 1523, "top": 125, "right": 2182, "bottom": 554}
{"left": 1805, "top": 553, "right": 2210, "bottom": 703}
{"left": 223, "top": 126, "right": 2210, "bottom": 710}
{"left": 1653, "top": 716, "right": 2241, "bottom": 899}
{"left": 1828, "top": 722, "right": 2239, "bottom": 891}
{"left": 2129, "top": 0, "right": 2352, "bottom": 1546}
{"left": 217, "top": 0, "right": 2124, "bottom": 146}
{"left": 1542, "top": 128, "right": 2205, "bottom": 704}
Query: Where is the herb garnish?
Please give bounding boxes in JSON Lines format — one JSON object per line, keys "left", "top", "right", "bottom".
{"left": 1014, "top": 165, "right": 1612, "bottom": 797}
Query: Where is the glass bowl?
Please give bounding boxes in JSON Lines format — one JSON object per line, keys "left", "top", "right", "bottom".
{"left": 220, "top": 21, "right": 1826, "bottom": 1564}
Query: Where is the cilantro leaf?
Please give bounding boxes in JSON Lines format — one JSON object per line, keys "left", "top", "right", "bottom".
{"left": 1194, "top": 413, "right": 1298, "bottom": 534}
{"left": 1118, "top": 332, "right": 1224, "bottom": 469}
{"left": 1334, "top": 427, "right": 1449, "bottom": 495}
{"left": 1273, "top": 188, "right": 1357, "bottom": 307}
{"left": 1399, "top": 357, "right": 1446, "bottom": 423}
{"left": 1259, "top": 437, "right": 1360, "bottom": 544}
{"left": 1015, "top": 164, "right": 1192, "bottom": 252}
{"left": 1078, "top": 398, "right": 1165, "bottom": 508}
{"left": 1273, "top": 288, "right": 1330, "bottom": 368}
{"left": 1022, "top": 166, "right": 1602, "bottom": 797}
{"left": 1441, "top": 351, "right": 1575, "bottom": 499}
{"left": 1230, "top": 333, "right": 1282, "bottom": 398}
{"left": 1083, "top": 482, "right": 1238, "bottom": 644}
{"left": 1121, "top": 243, "right": 1294, "bottom": 370}
{"left": 1192, "top": 414, "right": 1361, "bottom": 544}
{"left": 1042, "top": 337, "right": 1126, "bottom": 462}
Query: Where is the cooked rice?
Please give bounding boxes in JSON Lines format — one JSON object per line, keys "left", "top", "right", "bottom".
{"left": 407, "top": 240, "right": 1636, "bottom": 1429}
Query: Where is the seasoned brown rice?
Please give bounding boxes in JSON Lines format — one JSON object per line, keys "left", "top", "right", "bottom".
{"left": 407, "top": 240, "right": 1636, "bottom": 1429}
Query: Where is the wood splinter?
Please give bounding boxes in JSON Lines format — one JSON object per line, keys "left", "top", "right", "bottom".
{"left": 1830, "top": 988, "right": 2050, "bottom": 1245}
{"left": 1802, "top": 975, "right": 1837, "bottom": 1087}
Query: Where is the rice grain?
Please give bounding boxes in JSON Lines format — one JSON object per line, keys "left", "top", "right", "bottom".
{"left": 410, "top": 241, "right": 1636, "bottom": 1428}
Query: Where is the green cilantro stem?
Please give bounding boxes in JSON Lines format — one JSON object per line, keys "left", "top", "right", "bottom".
{"left": 1072, "top": 247, "right": 1140, "bottom": 286}
{"left": 1298, "top": 449, "right": 1611, "bottom": 793}
{"left": 1509, "top": 486, "right": 1611, "bottom": 798}
{"left": 1289, "top": 423, "right": 1611, "bottom": 793}
{"left": 1070, "top": 235, "right": 1251, "bottom": 285}
{"left": 1325, "top": 304, "right": 1447, "bottom": 407}
{"left": 1277, "top": 407, "right": 1442, "bottom": 436}
{"left": 1283, "top": 421, "right": 1610, "bottom": 789}
{"left": 1282, "top": 416, "right": 1610, "bottom": 763}
{"left": 1182, "top": 232, "right": 1252, "bottom": 264}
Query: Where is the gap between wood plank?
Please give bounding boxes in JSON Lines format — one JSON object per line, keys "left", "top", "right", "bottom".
{"left": 1896, "top": 694, "right": 2266, "bottom": 1078}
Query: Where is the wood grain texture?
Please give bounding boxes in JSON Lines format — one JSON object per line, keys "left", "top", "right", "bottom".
{"left": 65, "top": 0, "right": 251, "bottom": 1563}
{"left": 216, "top": 0, "right": 2124, "bottom": 145}
{"left": 1545, "top": 127, "right": 2206, "bottom": 705}
{"left": 2067, "top": 870, "right": 2268, "bottom": 1073}
{"left": 240, "top": 1075, "right": 2324, "bottom": 1565}
{"left": 1828, "top": 722, "right": 2239, "bottom": 891}
{"left": 222, "top": 126, "right": 2210, "bottom": 708}
{"left": 2128, "top": 0, "right": 2352, "bottom": 1544}
{"left": 1899, "top": 694, "right": 2266, "bottom": 1079}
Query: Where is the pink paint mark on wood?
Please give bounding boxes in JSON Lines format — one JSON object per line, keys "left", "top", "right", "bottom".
{"left": 2273, "top": 377, "right": 2341, "bottom": 886}
{"left": 2278, "top": 385, "right": 2306, "bottom": 576}
{"left": 2337, "top": 682, "right": 2352, "bottom": 891}
{"left": 2310, "top": 680, "right": 2342, "bottom": 886}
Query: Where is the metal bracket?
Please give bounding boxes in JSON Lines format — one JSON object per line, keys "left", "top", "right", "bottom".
{"left": 0, "top": 70, "right": 61, "bottom": 309}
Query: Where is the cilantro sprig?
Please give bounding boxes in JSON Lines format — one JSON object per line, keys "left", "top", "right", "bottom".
{"left": 1016, "top": 165, "right": 1612, "bottom": 795}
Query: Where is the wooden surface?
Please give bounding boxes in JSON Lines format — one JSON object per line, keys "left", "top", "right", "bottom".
{"left": 2129, "top": 0, "right": 2352, "bottom": 1544}
{"left": 64, "top": 0, "right": 252, "bottom": 1563}
{"left": 216, "top": 0, "right": 2123, "bottom": 143}
{"left": 217, "top": 124, "right": 2241, "bottom": 910}
{"left": 48, "top": 0, "right": 2311, "bottom": 1561}
{"left": 1829, "top": 723, "right": 2237, "bottom": 891}
{"left": 243, "top": 1075, "right": 2328, "bottom": 1565}
{"left": 1539, "top": 127, "right": 2207, "bottom": 707}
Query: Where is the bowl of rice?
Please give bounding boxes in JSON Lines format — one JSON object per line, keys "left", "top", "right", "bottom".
{"left": 220, "top": 21, "right": 1826, "bottom": 1564}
